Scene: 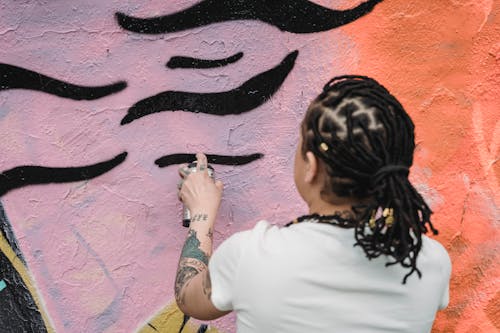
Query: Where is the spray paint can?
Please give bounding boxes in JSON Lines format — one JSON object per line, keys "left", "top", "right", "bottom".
{"left": 182, "top": 161, "right": 215, "bottom": 227}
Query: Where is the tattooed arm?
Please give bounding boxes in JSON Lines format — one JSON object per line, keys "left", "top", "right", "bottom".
{"left": 175, "top": 154, "right": 229, "bottom": 320}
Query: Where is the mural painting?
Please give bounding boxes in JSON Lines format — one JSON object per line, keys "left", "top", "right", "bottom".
{"left": 0, "top": 1, "right": 382, "bottom": 331}
{"left": 0, "top": 0, "right": 498, "bottom": 332}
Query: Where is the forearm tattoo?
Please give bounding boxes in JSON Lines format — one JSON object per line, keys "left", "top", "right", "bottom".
{"left": 181, "top": 229, "right": 209, "bottom": 265}
{"left": 191, "top": 213, "right": 208, "bottom": 223}
{"left": 175, "top": 263, "right": 198, "bottom": 305}
{"left": 175, "top": 229, "right": 212, "bottom": 305}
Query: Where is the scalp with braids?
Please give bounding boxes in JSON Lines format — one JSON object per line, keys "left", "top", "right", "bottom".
{"left": 301, "top": 75, "right": 438, "bottom": 283}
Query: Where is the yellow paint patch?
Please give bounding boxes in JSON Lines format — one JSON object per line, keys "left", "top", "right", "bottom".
{"left": 137, "top": 302, "right": 221, "bottom": 333}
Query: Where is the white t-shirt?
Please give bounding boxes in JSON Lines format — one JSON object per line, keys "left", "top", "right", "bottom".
{"left": 209, "top": 220, "right": 451, "bottom": 333}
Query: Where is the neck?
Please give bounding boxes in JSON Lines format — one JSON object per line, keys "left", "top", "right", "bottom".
{"left": 308, "top": 200, "right": 357, "bottom": 220}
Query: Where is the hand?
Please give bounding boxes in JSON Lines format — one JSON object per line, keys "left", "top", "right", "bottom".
{"left": 178, "top": 153, "right": 224, "bottom": 216}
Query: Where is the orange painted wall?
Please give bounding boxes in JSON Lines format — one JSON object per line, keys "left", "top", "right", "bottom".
{"left": 343, "top": 1, "right": 499, "bottom": 331}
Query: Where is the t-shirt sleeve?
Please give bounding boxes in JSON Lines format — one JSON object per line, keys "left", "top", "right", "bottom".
{"left": 209, "top": 230, "right": 250, "bottom": 311}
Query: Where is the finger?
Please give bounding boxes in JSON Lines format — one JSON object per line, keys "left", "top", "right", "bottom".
{"left": 177, "top": 179, "right": 184, "bottom": 190}
{"left": 196, "top": 152, "right": 208, "bottom": 172}
{"left": 178, "top": 164, "right": 190, "bottom": 178}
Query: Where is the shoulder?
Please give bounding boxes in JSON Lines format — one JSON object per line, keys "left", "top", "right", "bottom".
{"left": 212, "top": 220, "right": 275, "bottom": 254}
{"left": 217, "top": 220, "right": 277, "bottom": 250}
{"left": 421, "top": 235, "right": 452, "bottom": 276}
{"left": 422, "top": 236, "right": 450, "bottom": 260}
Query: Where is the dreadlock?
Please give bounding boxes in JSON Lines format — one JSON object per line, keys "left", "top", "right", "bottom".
{"left": 301, "top": 75, "right": 438, "bottom": 283}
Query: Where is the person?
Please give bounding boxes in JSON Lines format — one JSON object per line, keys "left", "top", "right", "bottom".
{"left": 175, "top": 75, "right": 451, "bottom": 332}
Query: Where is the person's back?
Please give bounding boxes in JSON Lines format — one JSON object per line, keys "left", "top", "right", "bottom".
{"left": 211, "top": 220, "right": 450, "bottom": 332}
{"left": 174, "top": 75, "right": 451, "bottom": 332}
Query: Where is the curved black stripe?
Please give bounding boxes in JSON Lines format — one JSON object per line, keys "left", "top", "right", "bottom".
{"left": 167, "top": 52, "right": 243, "bottom": 69}
{"left": 155, "top": 153, "right": 263, "bottom": 167}
{"left": 0, "top": 63, "right": 127, "bottom": 100}
{"left": 0, "top": 152, "right": 127, "bottom": 197}
{"left": 115, "top": 0, "right": 382, "bottom": 34}
{"left": 121, "top": 50, "right": 298, "bottom": 125}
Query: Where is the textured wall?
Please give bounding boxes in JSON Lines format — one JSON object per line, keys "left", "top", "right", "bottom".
{"left": 347, "top": 1, "right": 499, "bottom": 332}
{"left": 0, "top": 1, "right": 498, "bottom": 332}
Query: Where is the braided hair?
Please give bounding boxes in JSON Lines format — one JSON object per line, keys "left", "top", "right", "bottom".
{"left": 301, "top": 75, "right": 438, "bottom": 283}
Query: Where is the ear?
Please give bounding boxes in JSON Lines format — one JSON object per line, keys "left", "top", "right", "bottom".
{"left": 304, "top": 151, "right": 318, "bottom": 183}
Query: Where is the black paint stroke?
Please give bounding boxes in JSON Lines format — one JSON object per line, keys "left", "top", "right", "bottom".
{"left": 121, "top": 50, "right": 298, "bottom": 125}
{"left": 197, "top": 324, "right": 208, "bottom": 333}
{"left": 0, "top": 63, "right": 127, "bottom": 100}
{"left": 115, "top": 0, "right": 382, "bottom": 34}
{"left": 0, "top": 152, "right": 127, "bottom": 197}
{"left": 147, "top": 323, "right": 159, "bottom": 331}
{"left": 167, "top": 52, "right": 243, "bottom": 69}
{"left": 155, "top": 153, "right": 263, "bottom": 168}
{"left": 0, "top": 250, "right": 48, "bottom": 332}
{"left": 0, "top": 201, "right": 25, "bottom": 265}
{"left": 178, "top": 314, "right": 190, "bottom": 333}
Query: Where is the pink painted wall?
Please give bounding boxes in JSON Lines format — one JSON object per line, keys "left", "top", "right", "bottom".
{"left": 0, "top": 1, "right": 498, "bottom": 332}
